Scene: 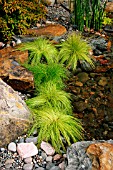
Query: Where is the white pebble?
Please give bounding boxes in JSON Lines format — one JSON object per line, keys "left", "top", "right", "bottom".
{"left": 8, "top": 142, "right": 16, "bottom": 152}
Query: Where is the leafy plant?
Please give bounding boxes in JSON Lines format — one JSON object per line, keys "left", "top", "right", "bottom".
{"left": 24, "top": 63, "right": 68, "bottom": 90}
{"left": 103, "top": 12, "right": 113, "bottom": 25}
{"left": 19, "top": 37, "right": 58, "bottom": 65}
{"left": 26, "top": 81, "right": 72, "bottom": 114}
{"left": 58, "top": 33, "right": 94, "bottom": 71}
{"left": 0, "top": 0, "right": 47, "bottom": 41}
{"left": 29, "top": 107, "right": 83, "bottom": 153}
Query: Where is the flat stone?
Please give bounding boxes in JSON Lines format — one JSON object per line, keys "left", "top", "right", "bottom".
{"left": 41, "top": 141, "right": 55, "bottom": 156}
{"left": 27, "top": 24, "right": 67, "bottom": 37}
{"left": 17, "top": 142, "right": 38, "bottom": 159}
{"left": 0, "top": 46, "right": 28, "bottom": 63}
{"left": 0, "top": 46, "right": 34, "bottom": 92}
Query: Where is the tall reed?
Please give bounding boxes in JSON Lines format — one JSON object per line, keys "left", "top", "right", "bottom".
{"left": 73, "top": 0, "right": 107, "bottom": 31}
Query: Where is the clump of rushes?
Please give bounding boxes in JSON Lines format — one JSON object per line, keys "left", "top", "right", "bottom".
{"left": 26, "top": 81, "right": 72, "bottom": 114}
{"left": 73, "top": 0, "right": 106, "bottom": 31}
{"left": 23, "top": 63, "right": 69, "bottom": 90}
{"left": 29, "top": 107, "right": 83, "bottom": 153}
{"left": 58, "top": 33, "right": 94, "bottom": 71}
{"left": 19, "top": 37, "right": 58, "bottom": 65}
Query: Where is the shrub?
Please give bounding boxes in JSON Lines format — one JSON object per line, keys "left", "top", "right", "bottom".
{"left": 29, "top": 108, "right": 83, "bottom": 153}
{"left": 24, "top": 63, "right": 68, "bottom": 90}
{"left": 0, "top": 0, "right": 47, "bottom": 41}
{"left": 26, "top": 81, "right": 72, "bottom": 114}
{"left": 58, "top": 33, "right": 94, "bottom": 71}
{"left": 19, "top": 37, "right": 58, "bottom": 65}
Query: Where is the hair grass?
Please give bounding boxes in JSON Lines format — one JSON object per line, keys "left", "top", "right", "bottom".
{"left": 58, "top": 33, "right": 95, "bottom": 71}
{"left": 26, "top": 81, "right": 72, "bottom": 114}
{"left": 19, "top": 37, "right": 58, "bottom": 65}
{"left": 29, "top": 108, "right": 83, "bottom": 153}
{"left": 23, "top": 63, "right": 68, "bottom": 90}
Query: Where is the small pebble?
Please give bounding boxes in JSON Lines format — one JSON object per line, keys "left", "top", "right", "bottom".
{"left": 24, "top": 157, "right": 32, "bottom": 164}
{"left": 8, "top": 142, "right": 16, "bottom": 152}
{"left": 46, "top": 156, "right": 53, "bottom": 162}
{"left": 23, "top": 163, "right": 33, "bottom": 170}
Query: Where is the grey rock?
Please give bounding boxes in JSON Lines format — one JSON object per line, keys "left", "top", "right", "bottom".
{"left": 46, "top": 156, "right": 53, "bottom": 162}
{"left": 41, "top": 152, "right": 47, "bottom": 160}
{"left": 50, "top": 166, "right": 61, "bottom": 170}
{"left": 0, "top": 78, "right": 31, "bottom": 147}
{"left": 90, "top": 37, "right": 107, "bottom": 51}
{"left": 23, "top": 163, "right": 33, "bottom": 170}
{"left": 46, "top": 162, "right": 55, "bottom": 170}
{"left": 66, "top": 140, "right": 113, "bottom": 170}
{"left": 25, "top": 136, "right": 38, "bottom": 144}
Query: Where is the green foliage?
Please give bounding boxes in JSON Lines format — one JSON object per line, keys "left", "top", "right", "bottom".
{"left": 0, "top": 0, "right": 47, "bottom": 41}
{"left": 73, "top": 0, "right": 106, "bottom": 31}
{"left": 29, "top": 108, "right": 83, "bottom": 153}
{"left": 24, "top": 63, "right": 68, "bottom": 90}
{"left": 103, "top": 12, "right": 113, "bottom": 25}
{"left": 26, "top": 81, "right": 72, "bottom": 114}
{"left": 58, "top": 33, "right": 94, "bottom": 71}
{"left": 19, "top": 38, "right": 58, "bottom": 65}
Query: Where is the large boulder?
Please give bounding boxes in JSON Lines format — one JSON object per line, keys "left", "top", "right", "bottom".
{"left": 66, "top": 140, "right": 113, "bottom": 170}
{"left": 0, "top": 78, "right": 31, "bottom": 147}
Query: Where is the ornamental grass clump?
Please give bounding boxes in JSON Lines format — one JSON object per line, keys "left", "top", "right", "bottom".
{"left": 23, "top": 63, "right": 68, "bottom": 90}
{"left": 29, "top": 108, "right": 83, "bottom": 153}
{"left": 26, "top": 81, "right": 72, "bottom": 114}
{"left": 58, "top": 33, "right": 94, "bottom": 71}
{"left": 19, "top": 37, "right": 58, "bottom": 65}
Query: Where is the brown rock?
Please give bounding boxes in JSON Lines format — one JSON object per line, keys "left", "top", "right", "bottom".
{"left": 0, "top": 47, "right": 34, "bottom": 91}
{"left": 86, "top": 142, "right": 113, "bottom": 170}
{"left": 27, "top": 24, "right": 67, "bottom": 37}
{"left": 0, "top": 46, "right": 28, "bottom": 64}
{"left": 0, "top": 78, "right": 31, "bottom": 147}
{"left": 105, "top": 2, "right": 113, "bottom": 13}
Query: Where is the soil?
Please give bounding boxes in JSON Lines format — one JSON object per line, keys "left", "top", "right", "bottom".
{"left": 65, "top": 32, "right": 113, "bottom": 141}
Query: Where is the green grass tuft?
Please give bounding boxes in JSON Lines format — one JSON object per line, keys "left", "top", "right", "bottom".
{"left": 29, "top": 108, "right": 83, "bottom": 153}
{"left": 19, "top": 37, "right": 58, "bottom": 65}
{"left": 26, "top": 81, "right": 72, "bottom": 114}
{"left": 58, "top": 33, "right": 95, "bottom": 71}
{"left": 23, "top": 63, "right": 68, "bottom": 90}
